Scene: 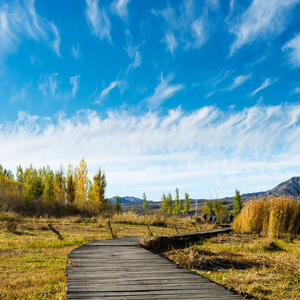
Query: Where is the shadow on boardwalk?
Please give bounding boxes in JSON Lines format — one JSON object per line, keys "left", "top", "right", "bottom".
{"left": 66, "top": 231, "right": 244, "bottom": 299}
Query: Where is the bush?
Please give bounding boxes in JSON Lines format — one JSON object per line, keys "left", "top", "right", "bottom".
{"left": 5, "top": 217, "right": 19, "bottom": 232}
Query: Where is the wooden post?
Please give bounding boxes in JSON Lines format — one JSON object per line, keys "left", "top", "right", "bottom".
{"left": 191, "top": 222, "right": 198, "bottom": 231}
{"left": 174, "top": 224, "right": 179, "bottom": 234}
{"left": 146, "top": 223, "right": 153, "bottom": 236}
{"left": 107, "top": 220, "right": 117, "bottom": 239}
{"left": 48, "top": 224, "right": 63, "bottom": 240}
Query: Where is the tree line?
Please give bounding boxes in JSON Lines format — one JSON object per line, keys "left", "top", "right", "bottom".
{"left": 159, "top": 188, "right": 190, "bottom": 216}
{"left": 0, "top": 159, "right": 108, "bottom": 217}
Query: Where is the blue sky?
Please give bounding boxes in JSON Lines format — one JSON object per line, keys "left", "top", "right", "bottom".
{"left": 1, "top": 0, "right": 300, "bottom": 200}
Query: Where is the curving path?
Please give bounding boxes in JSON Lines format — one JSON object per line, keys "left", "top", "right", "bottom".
{"left": 66, "top": 234, "right": 243, "bottom": 299}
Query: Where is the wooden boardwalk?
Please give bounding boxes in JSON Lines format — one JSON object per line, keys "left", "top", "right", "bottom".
{"left": 66, "top": 232, "right": 243, "bottom": 299}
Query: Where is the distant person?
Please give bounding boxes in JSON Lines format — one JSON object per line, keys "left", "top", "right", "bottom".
{"left": 228, "top": 214, "right": 233, "bottom": 224}
{"left": 213, "top": 214, "right": 216, "bottom": 223}
{"left": 203, "top": 213, "right": 207, "bottom": 222}
{"left": 208, "top": 214, "right": 212, "bottom": 223}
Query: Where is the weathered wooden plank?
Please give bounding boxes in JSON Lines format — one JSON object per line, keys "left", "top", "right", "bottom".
{"left": 67, "top": 290, "right": 242, "bottom": 298}
{"left": 66, "top": 232, "right": 243, "bottom": 299}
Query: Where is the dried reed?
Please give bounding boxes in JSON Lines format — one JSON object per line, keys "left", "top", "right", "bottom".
{"left": 232, "top": 196, "right": 300, "bottom": 238}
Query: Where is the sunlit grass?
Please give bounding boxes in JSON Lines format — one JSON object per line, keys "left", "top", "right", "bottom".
{"left": 232, "top": 196, "right": 300, "bottom": 238}
{"left": 164, "top": 232, "right": 300, "bottom": 300}
{"left": 0, "top": 213, "right": 197, "bottom": 299}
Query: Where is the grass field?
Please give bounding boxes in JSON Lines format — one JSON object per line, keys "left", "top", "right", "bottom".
{"left": 1, "top": 204, "right": 299, "bottom": 300}
{"left": 0, "top": 213, "right": 200, "bottom": 299}
{"left": 164, "top": 232, "right": 300, "bottom": 300}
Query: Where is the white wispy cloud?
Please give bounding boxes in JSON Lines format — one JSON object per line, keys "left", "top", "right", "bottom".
{"left": 156, "top": 0, "right": 208, "bottom": 53}
{"left": 205, "top": 69, "right": 233, "bottom": 88}
{"left": 0, "top": 0, "right": 61, "bottom": 58}
{"left": 85, "top": 0, "right": 111, "bottom": 41}
{"left": 145, "top": 73, "right": 185, "bottom": 108}
{"left": 204, "top": 69, "right": 233, "bottom": 97}
{"left": 9, "top": 88, "right": 27, "bottom": 103}
{"left": 99, "top": 80, "right": 120, "bottom": 101}
{"left": 227, "top": 73, "right": 252, "bottom": 91}
{"left": 111, "top": 0, "right": 130, "bottom": 20}
{"left": 205, "top": 0, "right": 219, "bottom": 10}
{"left": 163, "top": 31, "right": 177, "bottom": 55}
{"left": 72, "top": 44, "right": 80, "bottom": 59}
{"left": 1, "top": 105, "right": 300, "bottom": 200}
{"left": 38, "top": 73, "right": 59, "bottom": 98}
{"left": 50, "top": 22, "right": 61, "bottom": 57}
{"left": 282, "top": 34, "right": 300, "bottom": 68}
{"left": 250, "top": 78, "right": 276, "bottom": 97}
{"left": 70, "top": 75, "right": 80, "bottom": 98}
{"left": 229, "top": 0, "right": 235, "bottom": 12}
{"left": 125, "top": 30, "right": 142, "bottom": 74}
{"left": 190, "top": 17, "right": 207, "bottom": 49}
{"left": 290, "top": 87, "right": 300, "bottom": 95}
{"left": 229, "top": 0, "right": 300, "bottom": 55}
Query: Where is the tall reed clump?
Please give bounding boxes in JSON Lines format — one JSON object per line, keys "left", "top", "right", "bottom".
{"left": 232, "top": 196, "right": 300, "bottom": 238}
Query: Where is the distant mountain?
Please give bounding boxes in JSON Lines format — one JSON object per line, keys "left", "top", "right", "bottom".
{"left": 242, "top": 176, "right": 300, "bottom": 198}
{"left": 109, "top": 196, "right": 154, "bottom": 204}
{"left": 110, "top": 177, "right": 300, "bottom": 211}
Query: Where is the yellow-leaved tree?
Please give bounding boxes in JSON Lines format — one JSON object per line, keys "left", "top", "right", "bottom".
{"left": 74, "top": 158, "right": 89, "bottom": 210}
{"left": 90, "top": 168, "right": 107, "bottom": 214}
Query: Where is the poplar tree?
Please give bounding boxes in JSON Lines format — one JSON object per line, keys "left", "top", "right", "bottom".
{"left": 24, "top": 166, "right": 43, "bottom": 217}
{"left": 54, "top": 167, "right": 66, "bottom": 209}
{"left": 233, "top": 189, "right": 242, "bottom": 217}
{"left": 90, "top": 168, "right": 107, "bottom": 213}
{"left": 75, "top": 158, "right": 89, "bottom": 209}
{"left": 42, "top": 166, "right": 55, "bottom": 204}
{"left": 142, "top": 192, "right": 148, "bottom": 214}
{"left": 184, "top": 192, "right": 190, "bottom": 214}
{"left": 173, "top": 187, "right": 182, "bottom": 214}
{"left": 16, "top": 165, "right": 24, "bottom": 182}
{"left": 167, "top": 192, "right": 173, "bottom": 216}
{"left": 66, "top": 164, "right": 76, "bottom": 207}
{"left": 115, "top": 195, "right": 121, "bottom": 214}
{"left": 161, "top": 192, "right": 167, "bottom": 214}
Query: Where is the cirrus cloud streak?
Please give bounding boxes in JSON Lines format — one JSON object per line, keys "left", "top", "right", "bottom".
{"left": 1, "top": 105, "right": 300, "bottom": 199}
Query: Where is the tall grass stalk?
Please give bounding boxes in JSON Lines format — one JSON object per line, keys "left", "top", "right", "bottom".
{"left": 232, "top": 196, "right": 300, "bottom": 238}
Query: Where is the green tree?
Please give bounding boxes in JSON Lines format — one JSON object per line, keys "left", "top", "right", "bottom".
{"left": 161, "top": 192, "right": 167, "bottom": 214}
{"left": 142, "top": 192, "right": 148, "bottom": 214}
{"left": 16, "top": 165, "right": 24, "bottom": 182}
{"left": 53, "top": 167, "right": 66, "bottom": 212}
{"left": 184, "top": 192, "right": 190, "bottom": 214}
{"left": 115, "top": 195, "right": 121, "bottom": 214}
{"left": 42, "top": 166, "right": 55, "bottom": 204}
{"left": 173, "top": 187, "right": 182, "bottom": 214}
{"left": 24, "top": 166, "right": 43, "bottom": 217}
{"left": 213, "top": 199, "right": 230, "bottom": 223}
{"left": 0, "top": 165, "right": 13, "bottom": 179}
{"left": 202, "top": 199, "right": 229, "bottom": 223}
{"left": 167, "top": 192, "right": 173, "bottom": 216}
{"left": 202, "top": 200, "right": 214, "bottom": 215}
{"left": 66, "top": 164, "right": 76, "bottom": 207}
{"left": 233, "top": 189, "right": 242, "bottom": 217}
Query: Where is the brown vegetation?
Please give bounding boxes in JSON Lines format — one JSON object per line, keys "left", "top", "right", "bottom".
{"left": 232, "top": 196, "right": 300, "bottom": 238}
{"left": 164, "top": 232, "right": 300, "bottom": 300}
{"left": 0, "top": 212, "right": 200, "bottom": 299}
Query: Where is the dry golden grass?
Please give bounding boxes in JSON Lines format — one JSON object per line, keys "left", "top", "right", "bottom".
{"left": 232, "top": 196, "right": 300, "bottom": 238}
{"left": 164, "top": 232, "right": 300, "bottom": 300}
{"left": 0, "top": 212, "right": 197, "bottom": 299}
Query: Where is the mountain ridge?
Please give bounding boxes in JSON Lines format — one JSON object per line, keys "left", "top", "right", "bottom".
{"left": 110, "top": 176, "right": 300, "bottom": 205}
{"left": 241, "top": 176, "right": 300, "bottom": 198}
